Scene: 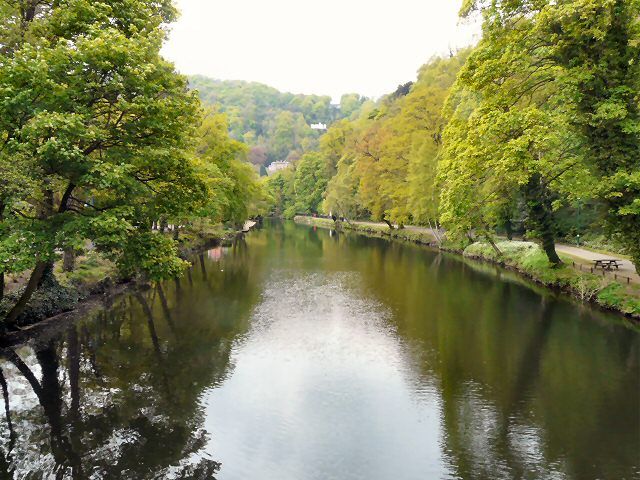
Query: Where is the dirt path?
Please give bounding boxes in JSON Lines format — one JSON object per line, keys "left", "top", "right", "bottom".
{"left": 555, "top": 244, "right": 638, "bottom": 283}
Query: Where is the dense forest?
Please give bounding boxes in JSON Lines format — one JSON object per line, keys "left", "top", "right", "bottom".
{"left": 189, "top": 76, "right": 368, "bottom": 170}
{"left": 266, "top": 0, "right": 640, "bottom": 274}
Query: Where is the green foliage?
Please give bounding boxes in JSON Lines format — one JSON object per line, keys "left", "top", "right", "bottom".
{"left": 265, "top": 169, "right": 296, "bottom": 218}
{"left": 0, "top": 0, "right": 269, "bottom": 325}
{"left": 194, "top": 110, "right": 267, "bottom": 226}
{"left": 447, "top": 0, "right": 639, "bottom": 269}
{"left": 117, "top": 232, "right": 189, "bottom": 282}
{"left": 320, "top": 54, "right": 468, "bottom": 224}
{"left": 293, "top": 152, "right": 330, "bottom": 214}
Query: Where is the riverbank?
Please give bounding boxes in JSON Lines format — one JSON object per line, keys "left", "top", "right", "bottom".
{"left": 0, "top": 224, "right": 244, "bottom": 337}
{"left": 294, "top": 216, "right": 640, "bottom": 321}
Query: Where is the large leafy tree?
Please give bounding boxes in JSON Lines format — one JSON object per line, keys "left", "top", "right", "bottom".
{"left": 439, "top": 11, "right": 587, "bottom": 263}
{"left": 195, "top": 110, "right": 267, "bottom": 227}
{"left": 0, "top": 0, "right": 204, "bottom": 326}
{"left": 323, "top": 55, "right": 466, "bottom": 228}
{"left": 293, "top": 152, "right": 330, "bottom": 215}
{"left": 456, "top": 0, "right": 639, "bottom": 269}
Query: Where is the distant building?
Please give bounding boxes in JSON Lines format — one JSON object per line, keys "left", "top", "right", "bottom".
{"left": 310, "top": 123, "right": 327, "bottom": 131}
{"left": 266, "top": 161, "right": 291, "bottom": 175}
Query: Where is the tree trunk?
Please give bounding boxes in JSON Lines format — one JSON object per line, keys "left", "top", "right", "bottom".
{"left": 484, "top": 234, "right": 503, "bottom": 256}
{"left": 541, "top": 231, "right": 562, "bottom": 265}
{"left": 3, "top": 261, "right": 49, "bottom": 328}
{"left": 383, "top": 218, "right": 395, "bottom": 230}
{"left": 505, "top": 218, "right": 513, "bottom": 240}
{"left": 63, "top": 248, "right": 75, "bottom": 272}
{"left": 523, "top": 174, "right": 562, "bottom": 265}
{"left": 4, "top": 184, "right": 59, "bottom": 326}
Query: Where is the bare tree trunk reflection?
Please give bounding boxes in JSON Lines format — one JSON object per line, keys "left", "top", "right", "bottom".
{"left": 174, "top": 277, "right": 182, "bottom": 302}
{"left": 67, "top": 327, "right": 81, "bottom": 421}
{"left": 199, "top": 253, "right": 207, "bottom": 280}
{"left": 81, "top": 324, "right": 102, "bottom": 380}
{"left": 3, "top": 346, "right": 84, "bottom": 478}
{"left": 0, "top": 368, "right": 16, "bottom": 464}
{"left": 134, "top": 292, "right": 174, "bottom": 402}
{"left": 156, "top": 283, "right": 177, "bottom": 334}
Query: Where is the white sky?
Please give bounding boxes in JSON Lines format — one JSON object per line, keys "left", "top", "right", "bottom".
{"left": 162, "top": 0, "right": 480, "bottom": 101}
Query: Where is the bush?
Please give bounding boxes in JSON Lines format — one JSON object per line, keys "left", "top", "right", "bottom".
{"left": 0, "top": 277, "right": 79, "bottom": 331}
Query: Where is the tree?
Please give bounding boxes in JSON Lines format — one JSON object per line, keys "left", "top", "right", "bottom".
{"left": 551, "top": 0, "right": 640, "bottom": 272}
{"left": 458, "top": 0, "right": 640, "bottom": 270}
{"left": 265, "top": 169, "right": 296, "bottom": 218}
{"left": 195, "top": 111, "right": 267, "bottom": 227}
{"left": 439, "top": 4, "right": 594, "bottom": 264}
{"left": 293, "top": 152, "right": 330, "bottom": 214}
{"left": 339, "top": 93, "right": 366, "bottom": 119}
{"left": 0, "top": 0, "right": 204, "bottom": 326}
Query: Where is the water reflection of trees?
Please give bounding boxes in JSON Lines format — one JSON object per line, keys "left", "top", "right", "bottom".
{"left": 0, "top": 245, "right": 267, "bottom": 478}
{"left": 337, "top": 235, "right": 640, "bottom": 480}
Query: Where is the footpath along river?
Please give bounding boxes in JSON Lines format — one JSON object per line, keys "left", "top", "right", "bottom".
{"left": 0, "top": 220, "right": 638, "bottom": 479}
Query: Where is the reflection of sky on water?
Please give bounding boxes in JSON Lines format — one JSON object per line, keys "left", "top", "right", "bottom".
{"left": 203, "top": 271, "right": 446, "bottom": 480}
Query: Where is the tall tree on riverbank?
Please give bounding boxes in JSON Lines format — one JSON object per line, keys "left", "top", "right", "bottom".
{"left": 456, "top": 0, "right": 640, "bottom": 269}
{"left": 194, "top": 110, "right": 268, "bottom": 227}
{"left": 439, "top": 8, "right": 589, "bottom": 264}
{"left": 0, "top": 0, "right": 205, "bottom": 326}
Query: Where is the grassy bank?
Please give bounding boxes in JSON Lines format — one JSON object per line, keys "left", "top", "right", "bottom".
{"left": 294, "top": 216, "right": 640, "bottom": 320}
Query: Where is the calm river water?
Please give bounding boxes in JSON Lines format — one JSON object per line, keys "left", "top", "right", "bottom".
{"left": 0, "top": 221, "right": 638, "bottom": 479}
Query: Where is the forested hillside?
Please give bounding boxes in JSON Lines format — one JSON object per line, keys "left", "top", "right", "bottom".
{"left": 267, "top": 0, "right": 640, "bottom": 273}
{"left": 188, "top": 76, "right": 368, "bottom": 169}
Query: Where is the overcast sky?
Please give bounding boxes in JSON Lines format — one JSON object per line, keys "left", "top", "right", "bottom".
{"left": 162, "top": 0, "right": 480, "bottom": 101}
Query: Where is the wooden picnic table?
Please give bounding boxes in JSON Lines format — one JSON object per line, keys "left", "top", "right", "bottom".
{"left": 593, "top": 259, "right": 623, "bottom": 270}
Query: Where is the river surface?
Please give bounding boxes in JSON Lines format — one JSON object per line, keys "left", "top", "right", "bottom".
{"left": 0, "top": 221, "right": 638, "bottom": 479}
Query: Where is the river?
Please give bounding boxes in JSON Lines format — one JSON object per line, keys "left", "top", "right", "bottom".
{"left": 0, "top": 220, "right": 638, "bottom": 479}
